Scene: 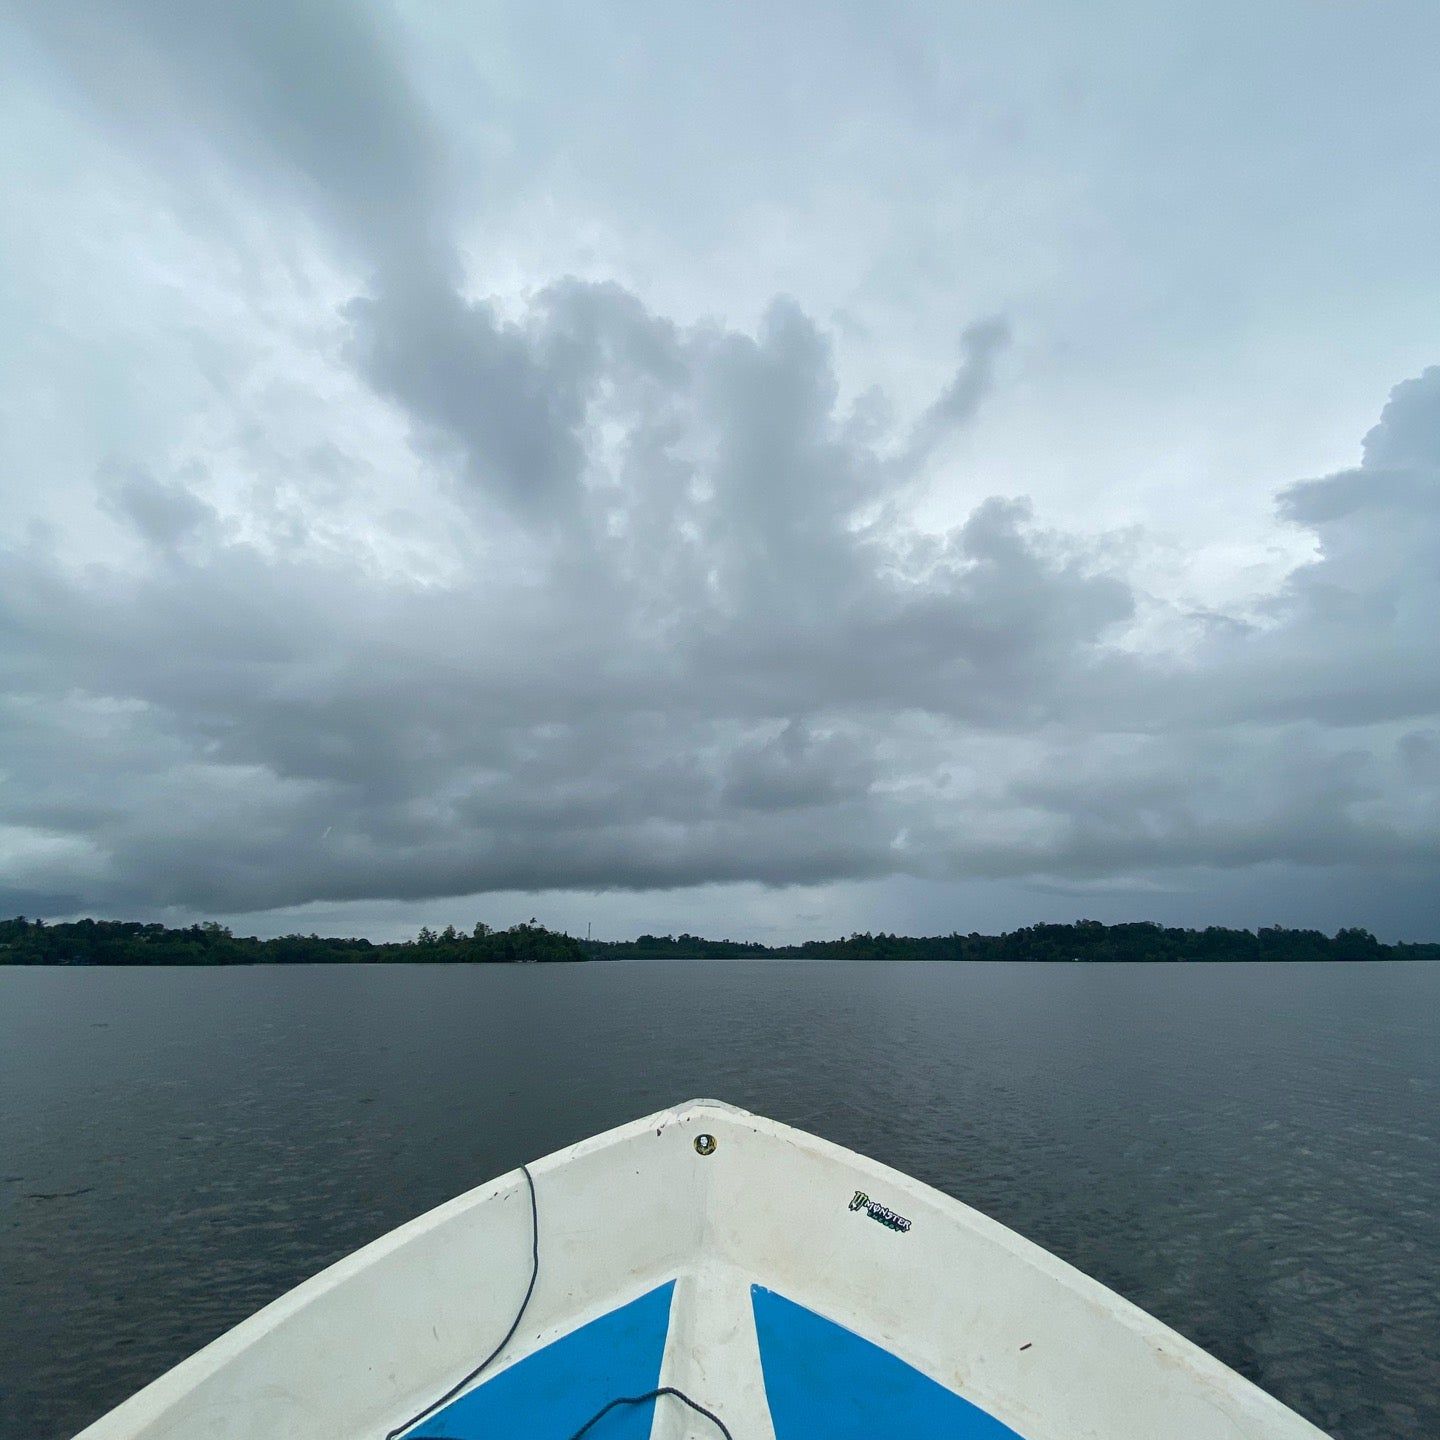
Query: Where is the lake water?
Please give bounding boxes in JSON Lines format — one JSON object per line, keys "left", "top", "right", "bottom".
{"left": 2, "top": 961, "right": 1437, "bottom": 1440}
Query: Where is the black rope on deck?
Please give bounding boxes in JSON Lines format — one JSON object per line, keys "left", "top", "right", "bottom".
{"left": 385, "top": 1161, "right": 734, "bottom": 1439}
{"left": 417, "top": 1386, "right": 732, "bottom": 1440}
{"left": 383, "top": 1163, "right": 539, "bottom": 1440}
{"left": 564, "top": 1385, "right": 734, "bottom": 1438}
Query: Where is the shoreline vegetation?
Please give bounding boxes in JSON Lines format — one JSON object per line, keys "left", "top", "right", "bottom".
{"left": 1, "top": 915, "right": 1436, "bottom": 966}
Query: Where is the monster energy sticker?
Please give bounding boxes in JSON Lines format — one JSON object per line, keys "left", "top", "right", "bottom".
{"left": 849, "top": 1190, "right": 912, "bottom": 1233}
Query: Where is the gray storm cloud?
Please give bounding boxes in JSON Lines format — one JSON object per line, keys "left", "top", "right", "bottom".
{"left": 1, "top": 1, "right": 1437, "bottom": 929}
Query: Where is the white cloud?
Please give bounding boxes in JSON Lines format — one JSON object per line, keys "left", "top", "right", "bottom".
{"left": 2, "top": 0, "right": 1437, "bottom": 938}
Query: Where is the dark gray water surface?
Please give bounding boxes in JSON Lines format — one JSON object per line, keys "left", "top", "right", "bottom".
{"left": 2, "top": 961, "right": 1437, "bottom": 1439}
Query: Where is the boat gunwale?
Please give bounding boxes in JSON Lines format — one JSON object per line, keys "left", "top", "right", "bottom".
{"left": 73, "top": 1098, "right": 1329, "bottom": 1440}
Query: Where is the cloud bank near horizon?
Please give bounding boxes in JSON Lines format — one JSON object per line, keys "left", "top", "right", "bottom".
{"left": 2, "top": 1, "right": 1437, "bottom": 937}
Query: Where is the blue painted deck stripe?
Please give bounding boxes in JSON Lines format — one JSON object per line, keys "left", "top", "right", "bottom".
{"left": 752, "top": 1285, "right": 1028, "bottom": 1439}
{"left": 410, "top": 1280, "right": 675, "bottom": 1439}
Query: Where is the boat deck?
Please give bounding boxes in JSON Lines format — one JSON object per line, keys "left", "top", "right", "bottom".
{"left": 75, "top": 1101, "right": 1330, "bottom": 1440}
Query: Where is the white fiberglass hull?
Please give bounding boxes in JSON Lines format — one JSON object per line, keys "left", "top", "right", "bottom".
{"left": 74, "top": 1099, "right": 1328, "bottom": 1440}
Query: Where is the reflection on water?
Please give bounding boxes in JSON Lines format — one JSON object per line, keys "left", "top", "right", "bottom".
{"left": 2, "top": 960, "right": 1436, "bottom": 1439}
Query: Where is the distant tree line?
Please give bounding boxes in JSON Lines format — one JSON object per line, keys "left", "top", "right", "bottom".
{"left": 0, "top": 916, "right": 585, "bottom": 965}
{"left": 585, "top": 920, "right": 1438, "bottom": 963}
{"left": 1, "top": 915, "right": 1433, "bottom": 966}
{"left": 589, "top": 932, "right": 773, "bottom": 959}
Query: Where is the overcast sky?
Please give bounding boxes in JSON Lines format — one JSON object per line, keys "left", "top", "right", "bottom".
{"left": 2, "top": 1, "right": 1438, "bottom": 941}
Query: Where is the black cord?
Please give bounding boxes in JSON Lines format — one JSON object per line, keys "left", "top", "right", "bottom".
{"left": 386, "top": 1162, "right": 733, "bottom": 1440}
{"left": 384, "top": 1163, "right": 539, "bottom": 1440}
{"left": 564, "top": 1385, "right": 735, "bottom": 1439}
{"left": 418, "top": 1386, "right": 733, "bottom": 1440}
